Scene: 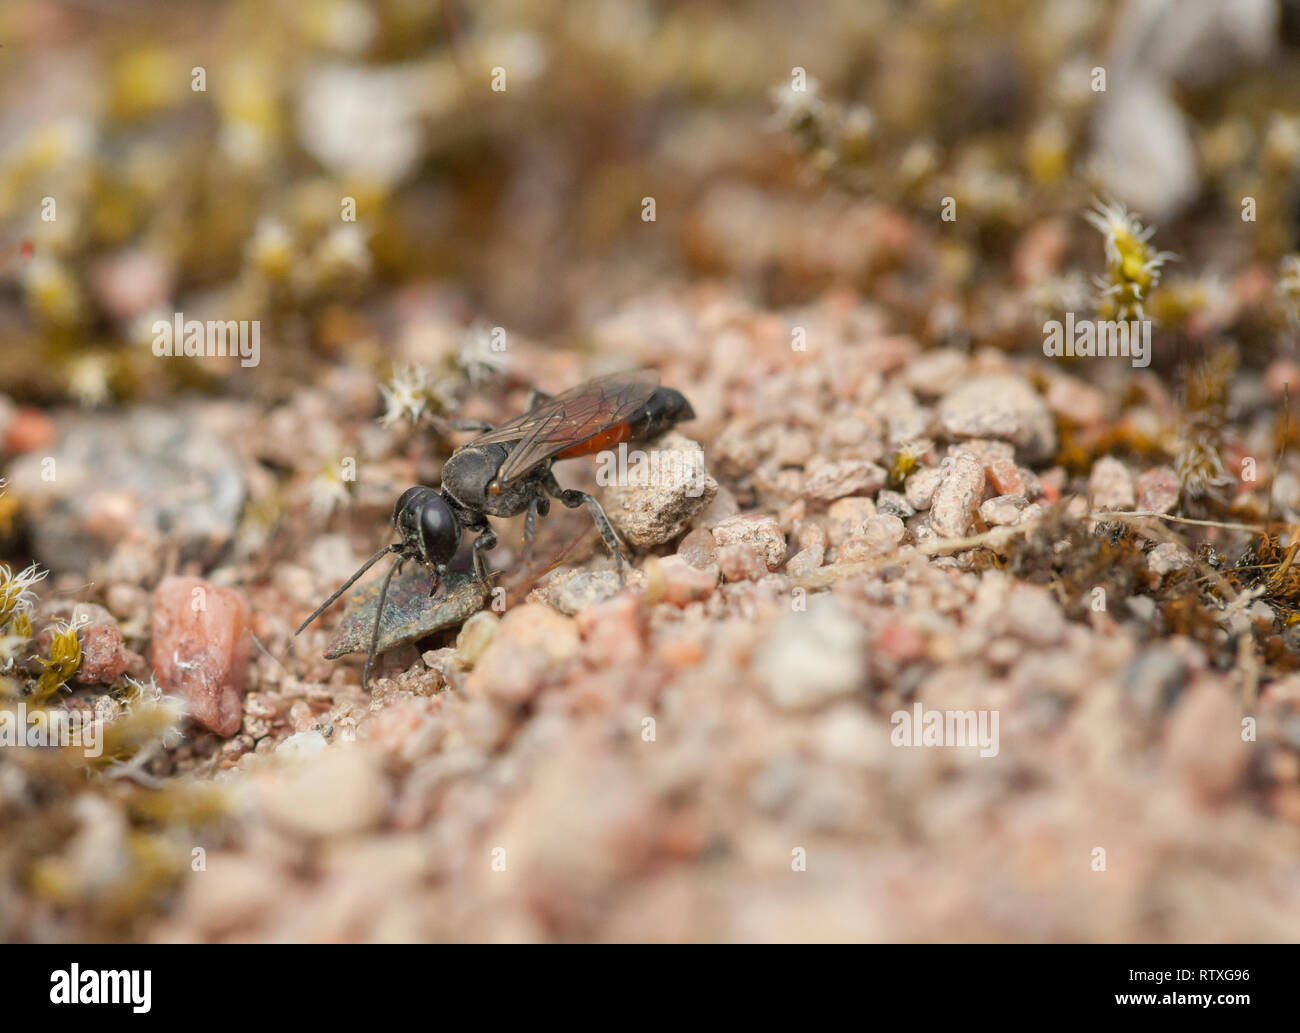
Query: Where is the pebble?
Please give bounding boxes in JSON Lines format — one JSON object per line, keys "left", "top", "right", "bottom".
{"left": 901, "top": 349, "right": 969, "bottom": 397}
{"left": 3, "top": 407, "right": 56, "bottom": 454}
{"left": 987, "top": 458, "right": 1027, "bottom": 496}
{"left": 825, "top": 497, "right": 877, "bottom": 546}
{"left": 937, "top": 374, "right": 1055, "bottom": 461}
{"left": 1088, "top": 456, "right": 1136, "bottom": 510}
{"left": 455, "top": 611, "right": 500, "bottom": 667}
{"left": 650, "top": 555, "right": 719, "bottom": 607}
{"left": 466, "top": 604, "right": 580, "bottom": 704}
{"left": 34, "top": 601, "right": 140, "bottom": 685}
{"left": 150, "top": 576, "right": 252, "bottom": 737}
{"left": 785, "top": 545, "right": 825, "bottom": 577}
{"left": 676, "top": 527, "right": 718, "bottom": 569}
{"left": 547, "top": 570, "right": 642, "bottom": 616}
{"left": 929, "top": 454, "right": 986, "bottom": 537}
{"left": 710, "top": 514, "right": 787, "bottom": 569}
{"left": 875, "top": 489, "right": 915, "bottom": 519}
{"left": 1045, "top": 374, "right": 1108, "bottom": 425}
{"left": 1147, "top": 542, "right": 1192, "bottom": 576}
{"left": 602, "top": 432, "right": 718, "bottom": 547}
{"left": 979, "top": 493, "right": 1029, "bottom": 527}
{"left": 903, "top": 466, "right": 944, "bottom": 510}
{"left": 4, "top": 407, "right": 245, "bottom": 574}
{"left": 801, "top": 457, "right": 887, "bottom": 502}
{"left": 260, "top": 745, "right": 388, "bottom": 836}
{"left": 575, "top": 591, "right": 648, "bottom": 668}
{"left": 1165, "top": 682, "right": 1249, "bottom": 798}
{"left": 756, "top": 598, "right": 867, "bottom": 709}
{"left": 716, "top": 543, "right": 770, "bottom": 582}
{"left": 861, "top": 514, "right": 905, "bottom": 552}
{"left": 1136, "top": 467, "right": 1181, "bottom": 514}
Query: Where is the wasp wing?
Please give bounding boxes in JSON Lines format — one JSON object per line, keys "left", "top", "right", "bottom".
{"left": 471, "top": 370, "right": 660, "bottom": 486}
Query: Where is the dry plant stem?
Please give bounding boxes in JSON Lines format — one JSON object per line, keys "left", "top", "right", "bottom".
{"left": 791, "top": 525, "right": 1030, "bottom": 590}
{"left": 1098, "top": 510, "right": 1270, "bottom": 533}
{"left": 791, "top": 509, "right": 1274, "bottom": 592}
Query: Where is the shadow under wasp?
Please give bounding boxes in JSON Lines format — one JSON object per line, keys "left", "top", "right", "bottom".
{"left": 297, "top": 370, "right": 695, "bottom": 685}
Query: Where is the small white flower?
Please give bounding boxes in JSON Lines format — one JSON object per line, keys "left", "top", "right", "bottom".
{"left": 307, "top": 468, "right": 352, "bottom": 519}
{"left": 379, "top": 363, "right": 434, "bottom": 426}
{"left": 770, "top": 77, "right": 825, "bottom": 127}
{"left": 456, "top": 324, "right": 509, "bottom": 386}
{"left": 67, "top": 354, "right": 112, "bottom": 408}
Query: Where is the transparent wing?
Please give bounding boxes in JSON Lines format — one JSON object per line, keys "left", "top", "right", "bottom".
{"left": 471, "top": 370, "right": 660, "bottom": 485}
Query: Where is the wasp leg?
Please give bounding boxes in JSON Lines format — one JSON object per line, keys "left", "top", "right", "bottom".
{"left": 544, "top": 476, "right": 626, "bottom": 584}
{"left": 470, "top": 525, "right": 498, "bottom": 585}
{"left": 363, "top": 555, "right": 404, "bottom": 690}
{"left": 522, "top": 494, "right": 551, "bottom": 572}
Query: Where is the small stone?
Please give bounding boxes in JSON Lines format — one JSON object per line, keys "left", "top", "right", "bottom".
{"left": 874, "top": 620, "right": 928, "bottom": 664}
{"left": 546, "top": 570, "right": 642, "bottom": 616}
{"left": 466, "top": 604, "right": 580, "bottom": 704}
{"left": 901, "top": 348, "right": 970, "bottom": 397}
{"left": 151, "top": 576, "right": 252, "bottom": 737}
{"left": 1136, "top": 467, "right": 1181, "bottom": 514}
{"left": 260, "top": 745, "right": 388, "bottom": 836}
{"left": 602, "top": 431, "right": 718, "bottom": 546}
{"left": 1088, "top": 456, "right": 1136, "bottom": 510}
{"left": 4, "top": 407, "right": 56, "bottom": 454}
{"left": 1045, "top": 374, "right": 1108, "bottom": 425}
{"left": 1003, "top": 584, "right": 1068, "bottom": 646}
{"left": 987, "top": 458, "right": 1026, "bottom": 496}
{"left": 937, "top": 374, "right": 1055, "bottom": 461}
{"left": 756, "top": 598, "right": 867, "bottom": 709}
{"left": 575, "top": 591, "right": 648, "bottom": 668}
{"left": 861, "top": 514, "right": 905, "bottom": 552}
{"left": 1165, "top": 682, "right": 1249, "bottom": 798}
{"left": 979, "top": 493, "right": 1029, "bottom": 527}
{"left": 455, "top": 611, "right": 500, "bottom": 667}
{"left": 1017, "top": 502, "right": 1044, "bottom": 524}
{"left": 1147, "top": 542, "right": 1192, "bottom": 576}
{"left": 875, "top": 489, "right": 914, "bottom": 519}
{"left": 903, "top": 466, "right": 944, "bottom": 510}
{"left": 288, "top": 700, "right": 317, "bottom": 733}
{"left": 710, "top": 514, "right": 787, "bottom": 569}
{"left": 785, "top": 545, "right": 824, "bottom": 577}
{"left": 1122, "top": 647, "right": 1187, "bottom": 716}
{"left": 4, "top": 407, "right": 246, "bottom": 575}
{"left": 825, "top": 497, "right": 877, "bottom": 546}
{"left": 792, "top": 517, "right": 828, "bottom": 553}
{"left": 929, "top": 454, "right": 985, "bottom": 538}
{"left": 801, "top": 457, "right": 887, "bottom": 502}
{"left": 947, "top": 439, "right": 1015, "bottom": 468}
{"left": 835, "top": 537, "right": 876, "bottom": 563}
{"left": 676, "top": 527, "right": 718, "bottom": 569}
{"left": 33, "top": 603, "right": 136, "bottom": 685}
{"left": 716, "top": 543, "right": 769, "bottom": 581}
{"left": 652, "top": 555, "right": 719, "bottom": 607}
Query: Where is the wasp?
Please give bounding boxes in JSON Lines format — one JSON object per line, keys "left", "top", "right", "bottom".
{"left": 297, "top": 370, "right": 695, "bottom": 685}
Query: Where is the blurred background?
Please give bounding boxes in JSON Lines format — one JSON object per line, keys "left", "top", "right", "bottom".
{"left": 1, "top": 0, "right": 1298, "bottom": 409}
{"left": 4, "top": 0, "right": 1300, "bottom": 944}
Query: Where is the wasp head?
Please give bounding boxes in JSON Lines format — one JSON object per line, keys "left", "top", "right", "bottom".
{"left": 393, "top": 486, "right": 461, "bottom": 566}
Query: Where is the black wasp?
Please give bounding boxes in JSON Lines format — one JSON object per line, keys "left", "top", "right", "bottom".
{"left": 297, "top": 370, "right": 695, "bottom": 685}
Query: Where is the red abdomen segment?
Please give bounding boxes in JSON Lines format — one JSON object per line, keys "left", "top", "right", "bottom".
{"left": 554, "top": 420, "right": 634, "bottom": 460}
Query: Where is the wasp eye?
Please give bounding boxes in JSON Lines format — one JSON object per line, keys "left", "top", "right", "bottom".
{"left": 488, "top": 481, "right": 502, "bottom": 496}
{"left": 418, "top": 494, "right": 460, "bottom": 563}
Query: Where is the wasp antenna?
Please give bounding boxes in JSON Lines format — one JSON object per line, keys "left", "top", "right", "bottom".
{"left": 295, "top": 544, "right": 399, "bottom": 636}
{"left": 362, "top": 556, "right": 403, "bottom": 689}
